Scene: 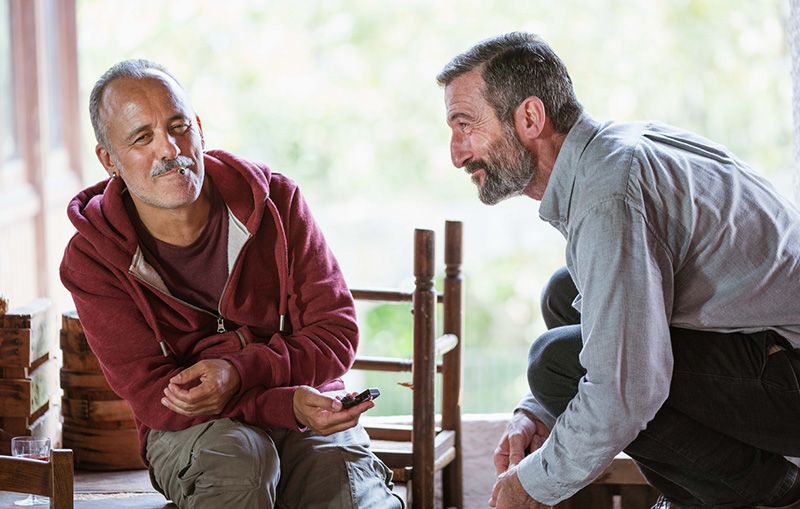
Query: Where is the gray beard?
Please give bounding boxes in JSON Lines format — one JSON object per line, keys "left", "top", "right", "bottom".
{"left": 473, "top": 126, "right": 536, "bottom": 205}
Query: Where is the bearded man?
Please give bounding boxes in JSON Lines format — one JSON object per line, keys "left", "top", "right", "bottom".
{"left": 439, "top": 32, "right": 800, "bottom": 509}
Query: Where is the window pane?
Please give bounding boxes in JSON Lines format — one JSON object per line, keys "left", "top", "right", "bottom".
{"left": 42, "top": 0, "right": 63, "bottom": 150}
{"left": 0, "top": 0, "right": 16, "bottom": 160}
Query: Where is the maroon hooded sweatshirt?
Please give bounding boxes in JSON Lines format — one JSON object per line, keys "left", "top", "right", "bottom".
{"left": 60, "top": 149, "right": 358, "bottom": 462}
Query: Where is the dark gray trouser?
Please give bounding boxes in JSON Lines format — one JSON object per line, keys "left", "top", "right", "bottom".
{"left": 532, "top": 267, "right": 800, "bottom": 509}
{"left": 146, "top": 417, "right": 403, "bottom": 509}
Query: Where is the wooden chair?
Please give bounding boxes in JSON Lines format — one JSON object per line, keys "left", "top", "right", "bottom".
{"left": 350, "top": 220, "right": 464, "bottom": 509}
{"left": 0, "top": 448, "right": 74, "bottom": 509}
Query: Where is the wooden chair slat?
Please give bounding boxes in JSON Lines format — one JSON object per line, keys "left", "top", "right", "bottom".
{"left": 350, "top": 289, "right": 413, "bottom": 302}
{"left": 351, "top": 356, "right": 412, "bottom": 372}
{"left": 363, "top": 424, "right": 412, "bottom": 441}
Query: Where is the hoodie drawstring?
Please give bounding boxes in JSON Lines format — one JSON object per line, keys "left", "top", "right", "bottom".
{"left": 266, "top": 197, "right": 289, "bottom": 333}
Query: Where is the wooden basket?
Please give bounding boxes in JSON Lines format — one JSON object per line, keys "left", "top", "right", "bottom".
{"left": 0, "top": 299, "right": 62, "bottom": 453}
{"left": 60, "top": 312, "right": 143, "bottom": 470}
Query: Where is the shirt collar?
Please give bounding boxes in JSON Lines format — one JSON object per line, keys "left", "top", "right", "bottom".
{"left": 538, "top": 112, "right": 601, "bottom": 227}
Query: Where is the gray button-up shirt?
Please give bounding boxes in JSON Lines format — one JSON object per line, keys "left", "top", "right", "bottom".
{"left": 516, "top": 113, "right": 800, "bottom": 504}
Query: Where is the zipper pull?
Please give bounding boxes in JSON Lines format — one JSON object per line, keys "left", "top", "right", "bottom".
{"left": 217, "top": 316, "right": 226, "bottom": 334}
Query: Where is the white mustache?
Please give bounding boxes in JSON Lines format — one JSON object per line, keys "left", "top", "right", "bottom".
{"left": 151, "top": 156, "right": 194, "bottom": 177}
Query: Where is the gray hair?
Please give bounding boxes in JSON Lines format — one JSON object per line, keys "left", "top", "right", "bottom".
{"left": 437, "top": 32, "right": 582, "bottom": 134}
{"left": 89, "top": 59, "right": 181, "bottom": 149}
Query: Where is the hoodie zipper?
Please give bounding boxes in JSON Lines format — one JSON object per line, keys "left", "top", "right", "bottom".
{"left": 214, "top": 229, "right": 253, "bottom": 334}
{"left": 131, "top": 273, "right": 225, "bottom": 326}
{"left": 130, "top": 274, "right": 220, "bottom": 357}
{"left": 130, "top": 229, "right": 253, "bottom": 351}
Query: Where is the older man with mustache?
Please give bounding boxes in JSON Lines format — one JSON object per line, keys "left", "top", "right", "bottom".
{"left": 60, "top": 59, "right": 401, "bottom": 509}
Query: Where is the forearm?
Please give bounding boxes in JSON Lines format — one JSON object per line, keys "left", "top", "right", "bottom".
{"left": 222, "top": 317, "right": 357, "bottom": 393}
{"left": 221, "top": 385, "right": 302, "bottom": 431}
{"left": 217, "top": 376, "right": 342, "bottom": 431}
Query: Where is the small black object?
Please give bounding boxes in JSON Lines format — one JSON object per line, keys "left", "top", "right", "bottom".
{"left": 341, "top": 388, "right": 381, "bottom": 409}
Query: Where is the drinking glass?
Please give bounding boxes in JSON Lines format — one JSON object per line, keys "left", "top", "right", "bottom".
{"left": 10, "top": 437, "right": 51, "bottom": 506}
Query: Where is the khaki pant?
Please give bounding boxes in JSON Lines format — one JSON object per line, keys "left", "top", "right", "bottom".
{"left": 146, "top": 418, "right": 403, "bottom": 509}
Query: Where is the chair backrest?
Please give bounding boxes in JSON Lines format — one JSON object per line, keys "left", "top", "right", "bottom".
{"left": 350, "top": 220, "right": 464, "bottom": 509}
{"left": 0, "top": 448, "right": 73, "bottom": 509}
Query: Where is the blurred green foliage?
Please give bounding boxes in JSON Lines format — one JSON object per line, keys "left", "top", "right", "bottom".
{"left": 77, "top": 0, "right": 793, "bottom": 416}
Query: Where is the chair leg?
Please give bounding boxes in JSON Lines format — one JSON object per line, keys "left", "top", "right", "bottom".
{"left": 50, "top": 449, "right": 74, "bottom": 509}
{"left": 442, "top": 220, "right": 464, "bottom": 509}
{"left": 443, "top": 459, "right": 464, "bottom": 508}
{"left": 412, "top": 228, "right": 436, "bottom": 509}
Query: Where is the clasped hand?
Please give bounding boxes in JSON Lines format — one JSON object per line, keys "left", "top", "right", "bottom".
{"left": 489, "top": 410, "right": 552, "bottom": 508}
{"left": 161, "top": 359, "right": 241, "bottom": 416}
{"left": 292, "top": 386, "right": 374, "bottom": 436}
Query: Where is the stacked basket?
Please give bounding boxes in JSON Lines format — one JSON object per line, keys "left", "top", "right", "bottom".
{"left": 0, "top": 299, "right": 61, "bottom": 454}
{"left": 60, "top": 310, "right": 143, "bottom": 470}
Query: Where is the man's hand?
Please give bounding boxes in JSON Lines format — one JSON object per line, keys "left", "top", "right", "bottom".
{"left": 494, "top": 410, "right": 551, "bottom": 475}
{"left": 293, "top": 386, "right": 373, "bottom": 436}
{"left": 489, "top": 464, "right": 549, "bottom": 508}
{"left": 161, "top": 359, "right": 241, "bottom": 417}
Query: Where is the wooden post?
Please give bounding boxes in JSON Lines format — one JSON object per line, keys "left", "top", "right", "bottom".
{"left": 442, "top": 221, "right": 464, "bottom": 508}
{"left": 50, "top": 448, "right": 73, "bottom": 509}
{"left": 412, "top": 229, "right": 436, "bottom": 509}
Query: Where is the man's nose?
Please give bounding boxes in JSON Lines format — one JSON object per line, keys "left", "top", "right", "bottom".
{"left": 157, "top": 131, "right": 180, "bottom": 160}
{"left": 450, "top": 134, "right": 471, "bottom": 168}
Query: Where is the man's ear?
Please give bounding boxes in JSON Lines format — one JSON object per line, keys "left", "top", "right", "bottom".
{"left": 196, "top": 115, "right": 205, "bottom": 149}
{"left": 513, "top": 96, "right": 546, "bottom": 143}
{"left": 95, "top": 144, "right": 118, "bottom": 178}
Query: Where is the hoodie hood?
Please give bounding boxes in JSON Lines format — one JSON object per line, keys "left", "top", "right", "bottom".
{"left": 204, "top": 149, "right": 289, "bottom": 329}
{"left": 66, "top": 149, "right": 291, "bottom": 337}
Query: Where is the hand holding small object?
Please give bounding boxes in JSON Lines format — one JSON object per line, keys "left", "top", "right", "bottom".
{"left": 293, "top": 386, "right": 374, "bottom": 435}
{"left": 340, "top": 388, "right": 380, "bottom": 408}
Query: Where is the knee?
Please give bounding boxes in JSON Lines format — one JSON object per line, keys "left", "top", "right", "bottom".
{"left": 276, "top": 427, "right": 400, "bottom": 508}
{"left": 190, "top": 420, "right": 279, "bottom": 495}
{"left": 527, "top": 329, "right": 562, "bottom": 399}
{"left": 527, "top": 328, "right": 582, "bottom": 416}
{"left": 213, "top": 421, "right": 276, "bottom": 466}
{"left": 540, "top": 267, "right": 579, "bottom": 329}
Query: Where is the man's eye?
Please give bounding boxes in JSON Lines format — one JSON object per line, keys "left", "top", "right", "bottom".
{"left": 459, "top": 122, "right": 470, "bottom": 132}
{"left": 172, "top": 122, "right": 190, "bottom": 134}
{"left": 134, "top": 133, "right": 151, "bottom": 144}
